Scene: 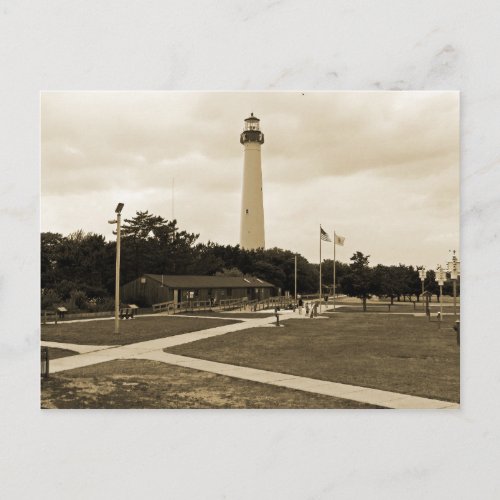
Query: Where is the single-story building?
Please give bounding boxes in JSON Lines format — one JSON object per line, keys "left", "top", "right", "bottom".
{"left": 121, "top": 274, "right": 276, "bottom": 307}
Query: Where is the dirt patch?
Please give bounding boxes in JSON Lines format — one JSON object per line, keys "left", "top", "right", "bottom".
{"left": 41, "top": 359, "right": 379, "bottom": 409}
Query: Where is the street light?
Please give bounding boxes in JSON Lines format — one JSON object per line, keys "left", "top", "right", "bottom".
{"left": 418, "top": 267, "right": 426, "bottom": 311}
{"left": 435, "top": 264, "right": 446, "bottom": 329}
{"left": 447, "top": 250, "right": 460, "bottom": 318}
{"left": 109, "top": 202, "right": 124, "bottom": 334}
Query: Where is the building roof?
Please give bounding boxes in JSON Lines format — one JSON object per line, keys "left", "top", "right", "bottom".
{"left": 144, "top": 274, "right": 274, "bottom": 289}
{"left": 244, "top": 112, "right": 259, "bottom": 121}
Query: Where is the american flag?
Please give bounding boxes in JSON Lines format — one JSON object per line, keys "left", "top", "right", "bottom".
{"left": 320, "top": 227, "right": 331, "bottom": 242}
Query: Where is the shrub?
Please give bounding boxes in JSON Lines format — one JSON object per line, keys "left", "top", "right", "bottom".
{"left": 93, "top": 297, "right": 115, "bottom": 312}
{"left": 41, "top": 288, "right": 61, "bottom": 310}
{"left": 68, "top": 290, "right": 88, "bottom": 311}
{"left": 55, "top": 280, "right": 79, "bottom": 300}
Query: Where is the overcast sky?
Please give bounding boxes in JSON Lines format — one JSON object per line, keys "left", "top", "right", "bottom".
{"left": 41, "top": 91, "right": 459, "bottom": 268}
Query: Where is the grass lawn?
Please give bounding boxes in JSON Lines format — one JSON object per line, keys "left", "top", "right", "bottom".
{"left": 331, "top": 301, "right": 460, "bottom": 314}
{"left": 44, "top": 347, "right": 79, "bottom": 359}
{"left": 167, "top": 313, "right": 460, "bottom": 402}
{"left": 41, "top": 316, "right": 238, "bottom": 346}
{"left": 40, "top": 359, "right": 379, "bottom": 409}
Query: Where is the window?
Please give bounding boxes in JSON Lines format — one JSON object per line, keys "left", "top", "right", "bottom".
{"left": 245, "top": 120, "right": 260, "bottom": 131}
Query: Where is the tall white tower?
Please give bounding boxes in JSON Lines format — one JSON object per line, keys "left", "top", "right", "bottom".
{"left": 240, "top": 113, "right": 265, "bottom": 249}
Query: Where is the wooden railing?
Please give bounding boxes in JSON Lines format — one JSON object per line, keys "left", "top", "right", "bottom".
{"left": 153, "top": 295, "right": 300, "bottom": 315}
{"left": 218, "top": 298, "right": 251, "bottom": 311}
{"left": 253, "top": 296, "right": 294, "bottom": 311}
{"left": 152, "top": 300, "right": 213, "bottom": 314}
{"left": 152, "top": 301, "right": 175, "bottom": 313}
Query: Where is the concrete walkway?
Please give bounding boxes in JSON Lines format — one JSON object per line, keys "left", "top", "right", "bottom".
{"left": 133, "top": 351, "right": 459, "bottom": 410}
{"left": 41, "top": 341, "right": 117, "bottom": 354}
{"left": 173, "top": 314, "right": 248, "bottom": 322}
{"left": 48, "top": 315, "right": 279, "bottom": 374}
{"left": 42, "top": 309, "right": 275, "bottom": 325}
{"left": 44, "top": 311, "right": 459, "bottom": 409}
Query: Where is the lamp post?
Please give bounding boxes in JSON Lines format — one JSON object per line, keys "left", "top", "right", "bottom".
{"left": 447, "top": 250, "right": 460, "bottom": 319}
{"left": 435, "top": 264, "right": 446, "bottom": 329}
{"left": 418, "top": 267, "right": 426, "bottom": 312}
{"left": 109, "top": 203, "right": 124, "bottom": 334}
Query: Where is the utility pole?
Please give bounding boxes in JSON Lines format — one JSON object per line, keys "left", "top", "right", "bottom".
{"left": 333, "top": 233, "right": 336, "bottom": 311}
{"left": 319, "top": 226, "right": 322, "bottom": 313}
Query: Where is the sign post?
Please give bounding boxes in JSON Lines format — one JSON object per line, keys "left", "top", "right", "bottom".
{"left": 447, "top": 250, "right": 460, "bottom": 319}
{"left": 435, "top": 265, "right": 446, "bottom": 329}
{"left": 418, "top": 267, "right": 426, "bottom": 312}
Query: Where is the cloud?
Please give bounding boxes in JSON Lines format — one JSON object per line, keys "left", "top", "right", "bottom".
{"left": 41, "top": 91, "right": 459, "bottom": 267}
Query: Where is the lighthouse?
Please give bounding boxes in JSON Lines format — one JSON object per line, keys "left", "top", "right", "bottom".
{"left": 240, "top": 113, "right": 265, "bottom": 249}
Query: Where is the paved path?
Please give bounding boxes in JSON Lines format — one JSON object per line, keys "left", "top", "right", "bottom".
{"left": 42, "top": 309, "right": 273, "bottom": 325}
{"left": 173, "top": 314, "right": 248, "bottom": 322}
{"left": 41, "top": 341, "right": 117, "bottom": 354}
{"left": 133, "top": 351, "right": 459, "bottom": 410}
{"left": 48, "top": 315, "right": 279, "bottom": 374}
{"left": 44, "top": 311, "right": 459, "bottom": 409}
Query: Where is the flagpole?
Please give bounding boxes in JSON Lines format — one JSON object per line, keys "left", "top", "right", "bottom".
{"left": 294, "top": 254, "right": 297, "bottom": 302}
{"left": 319, "top": 225, "right": 322, "bottom": 313}
{"left": 333, "top": 231, "right": 336, "bottom": 311}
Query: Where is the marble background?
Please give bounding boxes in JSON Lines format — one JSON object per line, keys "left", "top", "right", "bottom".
{"left": 1, "top": 1, "right": 499, "bottom": 498}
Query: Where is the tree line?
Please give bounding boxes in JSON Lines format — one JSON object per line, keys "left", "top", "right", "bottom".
{"left": 41, "top": 210, "right": 459, "bottom": 311}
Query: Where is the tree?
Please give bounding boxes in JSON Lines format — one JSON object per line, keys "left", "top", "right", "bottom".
{"left": 252, "top": 260, "right": 287, "bottom": 290}
{"left": 41, "top": 232, "right": 64, "bottom": 288}
{"left": 407, "top": 265, "right": 422, "bottom": 301}
{"left": 215, "top": 267, "right": 244, "bottom": 277}
{"left": 322, "top": 259, "right": 353, "bottom": 295}
{"left": 372, "top": 265, "right": 399, "bottom": 304}
{"left": 341, "top": 252, "right": 374, "bottom": 311}
{"left": 425, "top": 270, "right": 439, "bottom": 301}
{"left": 120, "top": 211, "right": 200, "bottom": 279}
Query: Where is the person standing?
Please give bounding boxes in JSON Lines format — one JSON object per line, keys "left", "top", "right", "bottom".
{"left": 298, "top": 296, "right": 303, "bottom": 315}
{"left": 311, "top": 301, "right": 319, "bottom": 318}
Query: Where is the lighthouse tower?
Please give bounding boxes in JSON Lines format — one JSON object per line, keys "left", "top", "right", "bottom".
{"left": 240, "top": 113, "right": 265, "bottom": 249}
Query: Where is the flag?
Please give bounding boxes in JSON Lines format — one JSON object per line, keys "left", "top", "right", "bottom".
{"left": 334, "top": 233, "right": 345, "bottom": 246}
{"left": 320, "top": 227, "right": 331, "bottom": 242}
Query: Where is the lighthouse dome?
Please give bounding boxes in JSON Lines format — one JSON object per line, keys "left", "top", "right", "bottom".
{"left": 241, "top": 113, "right": 264, "bottom": 144}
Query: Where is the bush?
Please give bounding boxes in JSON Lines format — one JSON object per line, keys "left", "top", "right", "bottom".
{"left": 41, "top": 289, "right": 61, "bottom": 310}
{"left": 55, "top": 280, "right": 79, "bottom": 300}
{"left": 90, "top": 297, "right": 115, "bottom": 312}
{"left": 81, "top": 284, "right": 108, "bottom": 299}
{"left": 68, "top": 290, "right": 88, "bottom": 311}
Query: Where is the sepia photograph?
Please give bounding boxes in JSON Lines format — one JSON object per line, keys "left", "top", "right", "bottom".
{"left": 40, "top": 91, "right": 460, "bottom": 409}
